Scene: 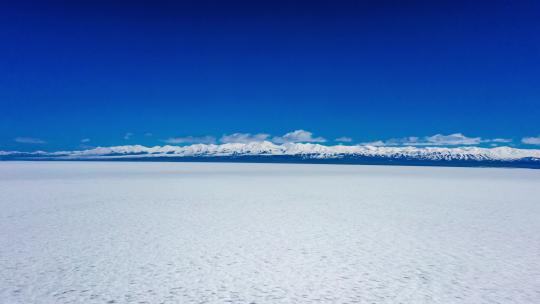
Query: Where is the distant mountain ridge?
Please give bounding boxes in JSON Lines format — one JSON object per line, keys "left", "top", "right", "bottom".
{"left": 2, "top": 142, "right": 540, "bottom": 168}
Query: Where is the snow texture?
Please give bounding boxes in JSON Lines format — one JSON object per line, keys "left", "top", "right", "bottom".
{"left": 1, "top": 162, "right": 539, "bottom": 304}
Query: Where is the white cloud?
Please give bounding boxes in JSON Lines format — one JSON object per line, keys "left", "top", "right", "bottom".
{"left": 81, "top": 138, "right": 91, "bottom": 143}
{"left": 361, "top": 140, "right": 386, "bottom": 146}
{"left": 335, "top": 137, "right": 353, "bottom": 143}
{"left": 220, "top": 133, "right": 270, "bottom": 143}
{"left": 272, "top": 130, "right": 326, "bottom": 143}
{"left": 522, "top": 136, "right": 540, "bottom": 145}
{"left": 160, "top": 130, "right": 325, "bottom": 145}
{"left": 490, "top": 138, "right": 512, "bottom": 143}
{"left": 422, "top": 133, "right": 482, "bottom": 145}
{"left": 163, "top": 136, "right": 216, "bottom": 145}
{"left": 362, "top": 133, "right": 512, "bottom": 146}
{"left": 14, "top": 137, "right": 46, "bottom": 144}
{"left": 124, "top": 132, "right": 133, "bottom": 140}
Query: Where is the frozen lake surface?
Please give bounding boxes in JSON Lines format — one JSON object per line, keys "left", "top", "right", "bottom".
{"left": 1, "top": 162, "right": 539, "bottom": 304}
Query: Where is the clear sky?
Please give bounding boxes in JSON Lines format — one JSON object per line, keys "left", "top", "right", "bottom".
{"left": 1, "top": 0, "right": 539, "bottom": 151}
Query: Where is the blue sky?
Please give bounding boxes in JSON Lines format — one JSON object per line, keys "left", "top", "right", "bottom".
{"left": 1, "top": 0, "right": 539, "bottom": 151}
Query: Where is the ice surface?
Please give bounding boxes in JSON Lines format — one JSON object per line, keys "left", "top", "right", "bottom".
{"left": 1, "top": 162, "right": 539, "bottom": 304}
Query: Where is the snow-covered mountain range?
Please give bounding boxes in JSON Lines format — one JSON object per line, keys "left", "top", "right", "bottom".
{"left": 2, "top": 142, "right": 540, "bottom": 165}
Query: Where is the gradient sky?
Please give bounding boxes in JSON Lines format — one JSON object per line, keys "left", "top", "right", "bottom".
{"left": 1, "top": 0, "right": 539, "bottom": 151}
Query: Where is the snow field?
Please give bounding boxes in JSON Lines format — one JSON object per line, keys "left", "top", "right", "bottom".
{"left": 1, "top": 162, "right": 539, "bottom": 303}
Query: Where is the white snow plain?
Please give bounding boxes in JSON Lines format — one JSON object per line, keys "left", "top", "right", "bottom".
{"left": 1, "top": 161, "right": 539, "bottom": 304}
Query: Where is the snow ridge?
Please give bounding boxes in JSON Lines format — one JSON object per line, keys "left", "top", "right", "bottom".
{"left": 2, "top": 141, "right": 540, "bottom": 162}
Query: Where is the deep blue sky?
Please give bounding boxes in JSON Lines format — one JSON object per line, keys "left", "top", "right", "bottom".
{"left": 1, "top": 0, "right": 539, "bottom": 151}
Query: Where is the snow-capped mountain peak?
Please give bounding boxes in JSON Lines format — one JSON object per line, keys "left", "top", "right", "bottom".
{"left": 2, "top": 142, "right": 540, "bottom": 164}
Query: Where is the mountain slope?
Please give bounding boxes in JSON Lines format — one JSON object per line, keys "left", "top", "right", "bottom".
{"left": 2, "top": 142, "right": 540, "bottom": 168}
